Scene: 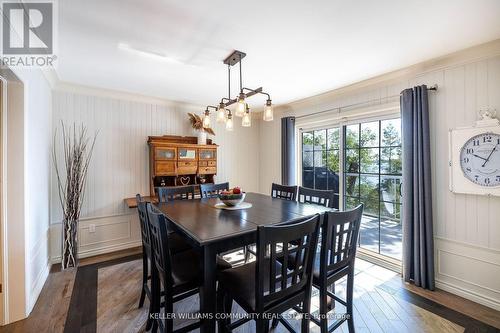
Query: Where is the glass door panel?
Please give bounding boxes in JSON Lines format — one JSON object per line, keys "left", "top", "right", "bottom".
{"left": 343, "top": 118, "right": 402, "bottom": 260}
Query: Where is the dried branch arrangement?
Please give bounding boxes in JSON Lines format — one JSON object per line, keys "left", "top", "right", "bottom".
{"left": 188, "top": 112, "right": 215, "bottom": 135}
{"left": 53, "top": 122, "right": 98, "bottom": 269}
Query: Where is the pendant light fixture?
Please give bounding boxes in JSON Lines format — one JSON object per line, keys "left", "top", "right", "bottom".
{"left": 242, "top": 105, "right": 251, "bottom": 127}
{"left": 203, "top": 50, "right": 274, "bottom": 131}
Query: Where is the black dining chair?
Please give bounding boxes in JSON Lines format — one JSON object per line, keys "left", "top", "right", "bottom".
{"left": 200, "top": 182, "right": 230, "bottom": 198}
{"left": 298, "top": 186, "right": 335, "bottom": 208}
{"left": 135, "top": 195, "right": 155, "bottom": 331}
{"left": 217, "top": 214, "right": 321, "bottom": 333}
{"left": 271, "top": 183, "right": 298, "bottom": 201}
{"left": 156, "top": 185, "right": 195, "bottom": 203}
{"left": 136, "top": 195, "right": 196, "bottom": 324}
{"left": 312, "top": 204, "right": 363, "bottom": 333}
{"left": 147, "top": 204, "right": 231, "bottom": 333}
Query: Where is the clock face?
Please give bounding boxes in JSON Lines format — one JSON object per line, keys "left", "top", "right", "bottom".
{"left": 460, "top": 133, "right": 500, "bottom": 187}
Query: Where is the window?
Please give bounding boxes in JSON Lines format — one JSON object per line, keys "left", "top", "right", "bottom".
{"left": 302, "top": 128, "right": 340, "bottom": 208}
{"left": 300, "top": 117, "right": 402, "bottom": 261}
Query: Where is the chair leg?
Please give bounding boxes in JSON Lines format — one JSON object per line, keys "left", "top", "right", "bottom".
{"left": 150, "top": 267, "right": 161, "bottom": 333}
{"left": 319, "top": 284, "right": 329, "bottom": 333}
{"left": 302, "top": 291, "right": 312, "bottom": 333}
{"left": 328, "top": 282, "right": 335, "bottom": 310}
{"left": 217, "top": 288, "right": 227, "bottom": 333}
{"left": 139, "top": 252, "right": 148, "bottom": 308}
{"left": 256, "top": 319, "right": 269, "bottom": 333}
{"left": 346, "top": 270, "right": 355, "bottom": 333}
{"left": 165, "top": 294, "right": 173, "bottom": 333}
{"left": 243, "top": 246, "right": 250, "bottom": 263}
{"left": 271, "top": 316, "right": 279, "bottom": 329}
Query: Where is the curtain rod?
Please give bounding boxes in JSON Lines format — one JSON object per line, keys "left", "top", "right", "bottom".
{"left": 295, "top": 84, "right": 438, "bottom": 120}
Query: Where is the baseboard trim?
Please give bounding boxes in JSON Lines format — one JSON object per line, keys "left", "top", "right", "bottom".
{"left": 28, "top": 261, "right": 50, "bottom": 315}
{"left": 51, "top": 240, "right": 142, "bottom": 264}
{"left": 436, "top": 279, "right": 500, "bottom": 312}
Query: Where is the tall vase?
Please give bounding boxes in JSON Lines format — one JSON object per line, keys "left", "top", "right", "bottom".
{"left": 62, "top": 219, "right": 78, "bottom": 269}
{"left": 197, "top": 131, "right": 207, "bottom": 145}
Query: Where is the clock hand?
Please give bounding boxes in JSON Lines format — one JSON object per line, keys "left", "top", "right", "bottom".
{"left": 472, "top": 154, "right": 488, "bottom": 161}
{"left": 482, "top": 144, "right": 498, "bottom": 167}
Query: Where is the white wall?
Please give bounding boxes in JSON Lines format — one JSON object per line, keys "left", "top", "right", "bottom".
{"left": 13, "top": 68, "right": 53, "bottom": 317}
{"left": 0, "top": 66, "right": 53, "bottom": 323}
{"left": 259, "top": 40, "right": 500, "bottom": 310}
{"left": 49, "top": 85, "right": 261, "bottom": 260}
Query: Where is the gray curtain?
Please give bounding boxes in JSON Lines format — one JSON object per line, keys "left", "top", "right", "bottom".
{"left": 281, "top": 117, "right": 296, "bottom": 185}
{"left": 401, "top": 85, "right": 435, "bottom": 290}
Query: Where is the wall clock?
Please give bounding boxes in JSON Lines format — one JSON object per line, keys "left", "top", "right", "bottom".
{"left": 449, "top": 109, "right": 500, "bottom": 196}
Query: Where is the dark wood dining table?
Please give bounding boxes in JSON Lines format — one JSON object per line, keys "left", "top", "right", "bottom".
{"left": 153, "top": 192, "right": 332, "bottom": 333}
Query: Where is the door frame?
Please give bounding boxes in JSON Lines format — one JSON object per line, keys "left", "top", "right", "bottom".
{"left": 295, "top": 103, "right": 402, "bottom": 271}
{"left": 0, "top": 76, "right": 6, "bottom": 325}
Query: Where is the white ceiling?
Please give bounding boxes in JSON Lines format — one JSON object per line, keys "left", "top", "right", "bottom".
{"left": 57, "top": 0, "right": 500, "bottom": 107}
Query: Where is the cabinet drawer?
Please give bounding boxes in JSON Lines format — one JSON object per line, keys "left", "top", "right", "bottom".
{"left": 177, "top": 161, "right": 197, "bottom": 175}
{"left": 199, "top": 161, "right": 208, "bottom": 167}
{"left": 156, "top": 161, "right": 176, "bottom": 175}
{"left": 178, "top": 161, "right": 197, "bottom": 168}
{"left": 207, "top": 160, "right": 216, "bottom": 167}
{"left": 198, "top": 166, "right": 217, "bottom": 175}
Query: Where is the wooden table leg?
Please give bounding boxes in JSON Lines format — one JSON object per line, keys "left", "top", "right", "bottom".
{"left": 200, "top": 244, "right": 217, "bottom": 333}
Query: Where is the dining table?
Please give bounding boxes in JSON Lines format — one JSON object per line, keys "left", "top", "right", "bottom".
{"left": 153, "top": 192, "right": 333, "bottom": 333}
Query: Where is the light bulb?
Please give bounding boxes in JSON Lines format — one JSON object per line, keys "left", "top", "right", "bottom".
{"left": 216, "top": 103, "right": 226, "bottom": 123}
{"left": 226, "top": 114, "right": 234, "bottom": 131}
{"left": 263, "top": 99, "right": 273, "bottom": 121}
{"left": 203, "top": 110, "right": 211, "bottom": 128}
{"left": 235, "top": 92, "right": 246, "bottom": 117}
{"left": 242, "top": 107, "right": 251, "bottom": 127}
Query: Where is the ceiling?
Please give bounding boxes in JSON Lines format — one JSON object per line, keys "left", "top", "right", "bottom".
{"left": 57, "top": 0, "right": 500, "bottom": 107}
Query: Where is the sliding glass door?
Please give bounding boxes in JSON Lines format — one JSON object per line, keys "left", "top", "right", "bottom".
{"left": 301, "top": 128, "right": 340, "bottom": 208}
{"left": 300, "top": 117, "right": 402, "bottom": 261}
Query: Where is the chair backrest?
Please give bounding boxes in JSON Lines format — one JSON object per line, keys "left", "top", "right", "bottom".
{"left": 156, "top": 185, "right": 195, "bottom": 203}
{"left": 146, "top": 204, "right": 174, "bottom": 287}
{"left": 255, "top": 214, "right": 321, "bottom": 311}
{"left": 200, "top": 182, "right": 229, "bottom": 198}
{"left": 271, "top": 183, "right": 297, "bottom": 201}
{"left": 298, "top": 186, "right": 335, "bottom": 208}
{"left": 319, "top": 204, "right": 363, "bottom": 277}
{"left": 136, "top": 194, "right": 152, "bottom": 258}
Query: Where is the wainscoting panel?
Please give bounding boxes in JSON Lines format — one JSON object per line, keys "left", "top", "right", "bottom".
{"left": 435, "top": 237, "right": 500, "bottom": 311}
{"left": 50, "top": 213, "right": 141, "bottom": 262}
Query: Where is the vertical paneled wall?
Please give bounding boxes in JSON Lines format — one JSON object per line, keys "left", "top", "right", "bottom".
{"left": 259, "top": 54, "right": 500, "bottom": 310}
{"left": 50, "top": 89, "right": 260, "bottom": 259}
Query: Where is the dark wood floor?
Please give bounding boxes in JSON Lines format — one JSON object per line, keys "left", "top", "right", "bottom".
{"left": 1, "top": 248, "right": 499, "bottom": 333}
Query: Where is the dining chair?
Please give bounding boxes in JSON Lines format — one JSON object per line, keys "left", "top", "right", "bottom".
{"left": 135, "top": 195, "right": 155, "bottom": 331}
{"left": 156, "top": 185, "right": 195, "bottom": 203}
{"left": 147, "top": 204, "right": 231, "bottom": 333}
{"left": 217, "top": 214, "right": 321, "bottom": 333}
{"left": 298, "top": 186, "right": 335, "bottom": 208}
{"left": 136, "top": 195, "right": 195, "bottom": 320}
{"left": 271, "top": 183, "right": 297, "bottom": 201}
{"left": 312, "top": 204, "right": 363, "bottom": 333}
{"left": 200, "top": 182, "right": 229, "bottom": 198}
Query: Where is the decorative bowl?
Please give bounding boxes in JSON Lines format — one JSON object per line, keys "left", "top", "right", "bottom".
{"left": 218, "top": 192, "right": 246, "bottom": 207}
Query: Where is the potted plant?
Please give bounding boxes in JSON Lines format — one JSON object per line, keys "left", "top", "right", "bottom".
{"left": 188, "top": 113, "right": 215, "bottom": 144}
{"left": 53, "top": 122, "right": 97, "bottom": 269}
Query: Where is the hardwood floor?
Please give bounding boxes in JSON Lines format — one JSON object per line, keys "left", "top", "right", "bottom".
{"left": 1, "top": 248, "right": 499, "bottom": 333}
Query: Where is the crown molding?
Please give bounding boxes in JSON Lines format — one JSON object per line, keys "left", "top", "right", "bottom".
{"left": 53, "top": 81, "right": 203, "bottom": 110}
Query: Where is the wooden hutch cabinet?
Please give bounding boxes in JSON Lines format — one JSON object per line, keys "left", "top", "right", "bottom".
{"left": 148, "top": 135, "right": 218, "bottom": 195}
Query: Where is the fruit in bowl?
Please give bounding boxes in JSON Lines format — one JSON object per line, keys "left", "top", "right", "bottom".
{"left": 219, "top": 187, "right": 245, "bottom": 206}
